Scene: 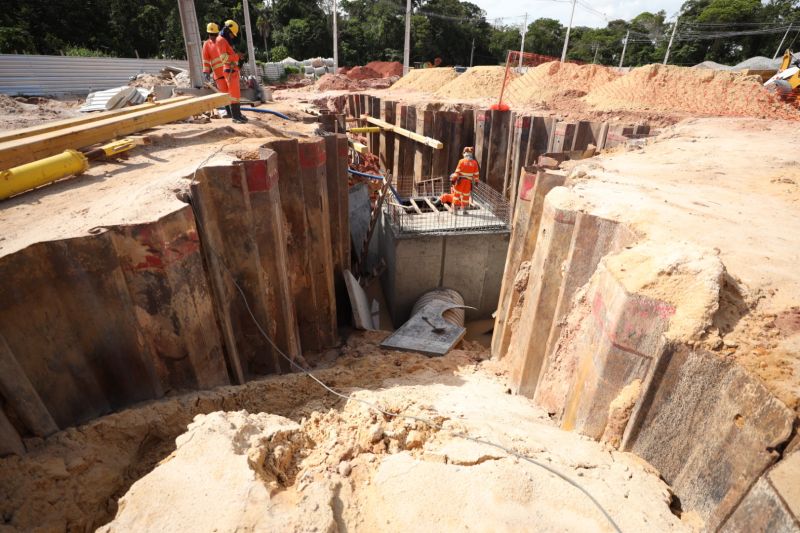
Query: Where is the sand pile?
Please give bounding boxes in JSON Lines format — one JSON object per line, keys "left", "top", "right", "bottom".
{"left": 584, "top": 64, "right": 800, "bottom": 119}
{"left": 316, "top": 73, "right": 361, "bottom": 91}
{"left": 390, "top": 67, "right": 459, "bottom": 91}
{"left": 506, "top": 61, "right": 621, "bottom": 107}
{"left": 435, "top": 66, "right": 514, "bottom": 100}
{"left": 365, "top": 60, "right": 403, "bottom": 78}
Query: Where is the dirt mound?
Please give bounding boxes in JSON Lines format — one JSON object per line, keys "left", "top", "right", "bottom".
{"left": 0, "top": 94, "right": 24, "bottom": 113}
{"left": 435, "top": 66, "right": 513, "bottom": 100}
{"left": 365, "top": 61, "right": 403, "bottom": 78}
{"left": 390, "top": 67, "right": 459, "bottom": 92}
{"left": 347, "top": 66, "right": 381, "bottom": 80}
{"left": 584, "top": 64, "right": 800, "bottom": 120}
{"left": 316, "top": 73, "right": 362, "bottom": 91}
{"left": 506, "top": 61, "right": 621, "bottom": 107}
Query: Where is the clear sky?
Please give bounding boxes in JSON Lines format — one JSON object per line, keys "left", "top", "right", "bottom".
{"left": 470, "top": 0, "right": 684, "bottom": 28}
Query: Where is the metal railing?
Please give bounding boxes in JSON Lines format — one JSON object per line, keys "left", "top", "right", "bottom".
{"left": 385, "top": 178, "right": 510, "bottom": 235}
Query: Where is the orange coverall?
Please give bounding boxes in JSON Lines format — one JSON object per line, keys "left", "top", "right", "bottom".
{"left": 202, "top": 38, "right": 228, "bottom": 93}
{"left": 215, "top": 35, "right": 241, "bottom": 103}
{"left": 441, "top": 158, "right": 479, "bottom": 207}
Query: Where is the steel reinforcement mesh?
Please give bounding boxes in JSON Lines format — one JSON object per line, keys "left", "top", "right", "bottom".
{"left": 386, "top": 178, "right": 510, "bottom": 235}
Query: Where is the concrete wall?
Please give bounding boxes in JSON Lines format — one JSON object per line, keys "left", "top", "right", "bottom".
{"left": 380, "top": 214, "right": 509, "bottom": 326}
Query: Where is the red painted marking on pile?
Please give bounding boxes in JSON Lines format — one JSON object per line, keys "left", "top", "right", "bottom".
{"left": 589, "top": 292, "right": 674, "bottom": 359}
{"left": 131, "top": 231, "right": 200, "bottom": 271}
{"left": 518, "top": 172, "right": 536, "bottom": 201}
{"left": 298, "top": 142, "right": 326, "bottom": 169}
{"left": 241, "top": 160, "right": 277, "bottom": 192}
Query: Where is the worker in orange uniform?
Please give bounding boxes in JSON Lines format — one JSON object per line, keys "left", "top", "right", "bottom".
{"left": 202, "top": 22, "right": 233, "bottom": 121}
{"left": 440, "top": 147, "right": 479, "bottom": 214}
{"left": 216, "top": 20, "right": 248, "bottom": 124}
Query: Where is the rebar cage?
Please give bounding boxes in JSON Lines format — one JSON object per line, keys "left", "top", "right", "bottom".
{"left": 385, "top": 178, "right": 511, "bottom": 236}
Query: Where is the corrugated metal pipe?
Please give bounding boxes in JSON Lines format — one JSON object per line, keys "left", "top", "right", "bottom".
{"left": 411, "top": 288, "right": 466, "bottom": 327}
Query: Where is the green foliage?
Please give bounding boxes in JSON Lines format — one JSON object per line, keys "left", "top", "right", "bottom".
{"left": 524, "top": 18, "right": 565, "bottom": 57}
{"left": 271, "top": 45, "right": 290, "bottom": 62}
{"left": 63, "top": 46, "right": 113, "bottom": 57}
{"left": 284, "top": 65, "right": 302, "bottom": 74}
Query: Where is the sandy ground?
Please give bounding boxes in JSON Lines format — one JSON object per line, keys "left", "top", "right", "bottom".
{"left": 565, "top": 117, "right": 800, "bottom": 412}
{"left": 0, "top": 96, "right": 82, "bottom": 130}
{"left": 0, "top": 332, "right": 693, "bottom": 532}
{"left": 97, "top": 333, "right": 688, "bottom": 533}
{"left": 0, "top": 103, "right": 319, "bottom": 258}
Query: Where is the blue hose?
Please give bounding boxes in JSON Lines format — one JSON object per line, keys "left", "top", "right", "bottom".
{"left": 240, "top": 107, "right": 293, "bottom": 120}
{"left": 347, "top": 168, "right": 402, "bottom": 200}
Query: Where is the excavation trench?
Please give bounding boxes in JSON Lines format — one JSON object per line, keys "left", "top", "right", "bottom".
{"left": 0, "top": 102, "right": 798, "bottom": 532}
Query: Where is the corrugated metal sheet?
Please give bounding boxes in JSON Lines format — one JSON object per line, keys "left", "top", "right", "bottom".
{"left": 0, "top": 54, "right": 190, "bottom": 96}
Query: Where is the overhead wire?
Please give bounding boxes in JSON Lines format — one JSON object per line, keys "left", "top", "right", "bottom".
{"left": 184, "top": 158, "right": 624, "bottom": 533}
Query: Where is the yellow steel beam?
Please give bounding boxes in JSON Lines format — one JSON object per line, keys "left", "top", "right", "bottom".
{"left": 0, "top": 150, "right": 88, "bottom": 200}
{"left": 0, "top": 96, "right": 192, "bottom": 144}
{"left": 361, "top": 114, "right": 444, "bottom": 149}
{"left": 0, "top": 93, "right": 230, "bottom": 170}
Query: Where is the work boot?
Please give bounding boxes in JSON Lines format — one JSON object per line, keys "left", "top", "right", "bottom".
{"left": 232, "top": 104, "right": 249, "bottom": 123}
{"left": 224, "top": 105, "right": 233, "bottom": 119}
{"left": 231, "top": 104, "right": 246, "bottom": 124}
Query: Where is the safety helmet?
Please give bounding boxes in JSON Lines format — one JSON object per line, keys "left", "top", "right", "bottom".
{"left": 225, "top": 20, "right": 239, "bottom": 37}
{"left": 463, "top": 147, "right": 474, "bottom": 154}
{"left": 206, "top": 22, "right": 219, "bottom": 34}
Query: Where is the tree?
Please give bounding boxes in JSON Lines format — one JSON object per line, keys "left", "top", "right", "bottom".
{"left": 256, "top": 8, "right": 271, "bottom": 61}
{"left": 524, "top": 18, "right": 565, "bottom": 58}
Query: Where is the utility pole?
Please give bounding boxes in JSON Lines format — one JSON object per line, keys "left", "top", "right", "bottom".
{"left": 519, "top": 12, "right": 528, "bottom": 68}
{"left": 176, "top": 0, "right": 204, "bottom": 88}
{"left": 592, "top": 42, "right": 599, "bottom": 63}
{"left": 241, "top": 0, "right": 259, "bottom": 80}
{"left": 469, "top": 37, "right": 475, "bottom": 67}
{"left": 619, "top": 30, "right": 629, "bottom": 68}
{"left": 333, "top": 0, "right": 339, "bottom": 74}
{"left": 773, "top": 23, "right": 793, "bottom": 60}
{"left": 561, "top": 0, "right": 577, "bottom": 62}
{"left": 403, "top": 0, "right": 412, "bottom": 75}
{"left": 663, "top": 17, "right": 679, "bottom": 65}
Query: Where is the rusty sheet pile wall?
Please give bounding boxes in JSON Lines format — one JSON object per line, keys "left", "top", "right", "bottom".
{"left": 0, "top": 135, "right": 350, "bottom": 456}
{"left": 494, "top": 167, "right": 798, "bottom": 531}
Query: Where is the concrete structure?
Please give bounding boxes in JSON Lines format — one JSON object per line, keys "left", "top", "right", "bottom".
{"left": 379, "top": 215, "right": 509, "bottom": 325}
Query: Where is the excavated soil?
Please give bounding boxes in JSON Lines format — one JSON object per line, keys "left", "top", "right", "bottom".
{"left": 0, "top": 333, "right": 690, "bottom": 532}
{"left": 93, "top": 334, "right": 687, "bottom": 533}
{"left": 434, "top": 66, "right": 514, "bottom": 100}
{"left": 584, "top": 64, "right": 800, "bottom": 120}
{"left": 389, "top": 67, "right": 459, "bottom": 92}
{"left": 506, "top": 61, "right": 621, "bottom": 108}
{"left": 0, "top": 96, "right": 81, "bottom": 130}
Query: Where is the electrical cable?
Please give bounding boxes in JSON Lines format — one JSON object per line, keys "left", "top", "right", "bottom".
{"left": 184, "top": 158, "right": 624, "bottom": 533}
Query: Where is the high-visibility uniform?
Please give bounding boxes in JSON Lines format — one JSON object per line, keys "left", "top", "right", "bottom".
{"left": 202, "top": 38, "right": 228, "bottom": 93}
{"left": 441, "top": 158, "right": 479, "bottom": 207}
{"left": 215, "top": 34, "right": 241, "bottom": 103}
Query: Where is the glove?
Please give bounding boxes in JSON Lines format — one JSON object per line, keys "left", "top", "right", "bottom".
{"left": 203, "top": 72, "right": 212, "bottom": 84}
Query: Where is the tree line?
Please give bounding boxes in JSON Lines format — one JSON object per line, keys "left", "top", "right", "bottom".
{"left": 1, "top": 0, "right": 798, "bottom": 68}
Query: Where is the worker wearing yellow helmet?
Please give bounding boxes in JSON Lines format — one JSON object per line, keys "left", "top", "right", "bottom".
{"left": 216, "top": 20, "right": 248, "bottom": 123}
{"left": 202, "top": 22, "right": 233, "bottom": 120}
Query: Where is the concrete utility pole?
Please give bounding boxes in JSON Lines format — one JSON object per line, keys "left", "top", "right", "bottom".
{"left": 403, "top": 0, "right": 412, "bottom": 75}
{"left": 592, "top": 42, "right": 599, "bottom": 63}
{"left": 333, "top": 0, "right": 339, "bottom": 74}
{"left": 663, "top": 18, "right": 679, "bottom": 65}
{"left": 519, "top": 13, "right": 528, "bottom": 68}
{"left": 561, "top": 0, "right": 577, "bottom": 62}
{"left": 469, "top": 37, "right": 475, "bottom": 67}
{"left": 241, "top": 0, "right": 259, "bottom": 79}
{"left": 619, "top": 30, "right": 630, "bottom": 68}
{"left": 773, "top": 23, "right": 793, "bottom": 60}
{"left": 176, "top": 0, "right": 204, "bottom": 88}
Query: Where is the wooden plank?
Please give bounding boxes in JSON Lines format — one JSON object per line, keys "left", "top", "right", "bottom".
{"left": 344, "top": 270, "right": 376, "bottom": 330}
{"left": 424, "top": 197, "right": 439, "bottom": 212}
{"left": 413, "top": 109, "right": 434, "bottom": 187}
{"left": 350, "top": 139, "right": 369, "bottom": 154}
{"left": 0, "top": 96, "right": 192, "bottom": 144}
{"left": 409, "top": 198, "right": 423, "bottom": 215}
{"left": 363, "top": 114, "right": 443, "bottom": 149}
{"left": 0, "top": 93, "right": 230, "bottom": 170}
